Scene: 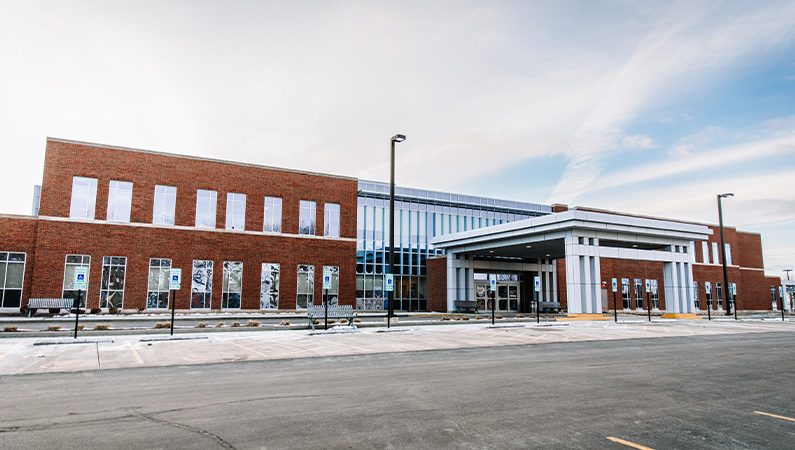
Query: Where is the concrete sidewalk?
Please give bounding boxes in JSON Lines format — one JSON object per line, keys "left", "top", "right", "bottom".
{"left": 1, "top": 319, "right": 792, "bottom": 376}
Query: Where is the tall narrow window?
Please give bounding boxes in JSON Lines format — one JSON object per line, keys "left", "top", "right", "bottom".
{"left": 70, "top": 176, "right": 97, "bottom": 219}
{"left": 725, "top": 244, "right": 732, "bottom": 266}
{"left": 650, "top": 279, "right": 659, "bottom": 309}
{"left": 63, "top": 255, "right": 90, "bottom": 307}
{"left": 694, "top": 281, "right": 700, "bottom": 309}
{"left": 222, "top": 261, "right": 243, "bottom": 308}
{"left": 621, "top": 278, "right": 630, "bottom": 309}
{"left": 152, "top": 185, "right": 177, "bottom": 225}
{"left": 322, "top": 265, "right": 339, "bottom": 306}
{"left": 100, "top": 256, "right": 126, "bottom": 308}
{"left": 705, "top": 282, "right": 713, "bottom": 308}
{"left": 634, "top": 279, "right": 643, "bottom": 309}
{"left": 0, "top": 252, "right": 26, "bottom": 308}
{"left": 701, "top": 241, "right": 709, "bottom": 264}
{"left": 299, "top": 200, "right": 316, "bottom": 235}
{"left": 226, "top": 193, "right": 246, "bottom": 230}
{"left": 296, "top": 264, "right": 314, "bottom": 308}
{"left": 191, "top": 260, "right": 213, "bottom": 308}
{"left": 107, "top": 180, "right": 133, "bottom": 222}
{"left": 260, "top": 263, "right": 280, "bottom": 309}
{"left": 195, "top": 190, "right": 217, "bottom": 228}
{"left": 147, "top": 258, "right": 171, "bottom": 309}
{"left": 263, "top": 197, "right": 282, "bottom": 232}
{"left": 324, "top": 203, "right": 340, "bottom": 237}
{"left": 715, "top": 282, "right": 723, "bottom": 309}
{"left": 712, "top": 242, "right": 720, "bottom": 265}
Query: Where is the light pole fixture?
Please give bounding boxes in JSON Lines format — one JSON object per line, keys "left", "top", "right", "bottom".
{"left": 717, "top": 193, "right": 734, "bottom": 316}
{"left": 388, "top": 134, "right": 406, "bottom": 328}
{"left": 784, "top": 269, "right": 792, "bottom": 281}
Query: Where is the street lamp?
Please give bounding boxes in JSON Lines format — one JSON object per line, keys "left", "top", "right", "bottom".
{"left": 388, "top": 134, "right": 406, "bottom": 328}
{"left": 784, "top": 269, "right": 792, "bottom": 281}
{"left": 717, "top": 193, "right": 734, "bottom": 316}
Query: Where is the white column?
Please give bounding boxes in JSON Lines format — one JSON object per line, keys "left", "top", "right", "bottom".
{"left": 591, "top": 238, "right": 602, "bottom": 314}
{"left": 565, "top": 232, "right": 583, "bottom": 314}
{"left": 663, "top": 261, "right": 679, "bottom": 313}
{"left": 446, "top": 252, "right": 457, "bottom": 312}
{"left": 551, "top": 259, "right": 558, "bottom": 303}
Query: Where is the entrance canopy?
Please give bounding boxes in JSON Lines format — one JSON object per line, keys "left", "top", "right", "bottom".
{"left": 431, "top": 209, "right": 712, "bottom": 314}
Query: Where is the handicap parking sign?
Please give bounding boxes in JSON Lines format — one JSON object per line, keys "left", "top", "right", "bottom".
{"left": 169, "top": 269, "right": 181, "bottom": 290}
{"left": 74, "top": 267, "right": 88, "bottom": 290}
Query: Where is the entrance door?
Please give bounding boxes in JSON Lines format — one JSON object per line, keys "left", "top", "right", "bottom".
{"left": 497, "top": 282, "right": 520, "bottom": 312}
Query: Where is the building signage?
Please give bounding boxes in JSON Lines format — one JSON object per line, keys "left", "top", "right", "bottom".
{"left": 385, "top": 274, "right": 394, "bottom": 292}
{"left": 645, "top": 279, "right": 651, "bottom": 293}
{"left": 706, "top": 282, "right": 712, "bottom": 295}
{"left": 169, "top": 269, "right": 181, "bottom": 290}
{"left": 534, "top": 276, "right": 541, "bottom": 292}
{"left": 611, "top": 278, "right": 617, "bottom": 293}
{"left": 74, "top": 267, "right": 88, "bottom": 290}
{"left": 323, "top": 269, "right": 332, "bottom": 290}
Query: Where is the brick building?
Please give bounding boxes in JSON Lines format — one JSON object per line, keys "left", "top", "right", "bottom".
{"left": 0, "top": 138, "right": 783, "bottom": 315}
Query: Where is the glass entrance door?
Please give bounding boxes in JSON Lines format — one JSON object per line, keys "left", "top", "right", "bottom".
{"left": 497, "top": 282, "right": 520, "bottom": 312}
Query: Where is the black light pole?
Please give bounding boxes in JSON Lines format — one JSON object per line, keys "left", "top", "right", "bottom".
{"left": 717, "top": 193, "right": 734, "bottom": 316}
{"left": 388, "top": 134, "right": 406, "bottom": 329}
{"left": 784, "top": 269, "right": 792, "bottom": 281}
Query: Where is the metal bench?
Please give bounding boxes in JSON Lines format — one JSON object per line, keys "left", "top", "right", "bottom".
{"left": 538, "top": 301, "right": 562, "bottom": 313}
{"left": 454, "top": 300, "right": 479, "bottom": 313}
{"left": 307, "top": 304, "right": 357, "bottom": 330}
{"left": 25, "top": 298, "right": 75, "bottom": 317}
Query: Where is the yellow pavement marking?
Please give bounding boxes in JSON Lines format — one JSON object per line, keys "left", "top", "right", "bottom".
{"left": 606, "top": 436, "right": 655, "bottom": 450}
{"left": 0, "top": 343, "right": 22, "bottom": 362}
{"left": 219, "top": 338, "right": 270, "bottom": 358}
{"left": 530, "top": 333, "right": 549, "bottom": 343}
{"left": 754, "top": 411, "right": 795, "bottom": 422}
{"left": 125, "top": 341, "right": 144, "bottom": 364}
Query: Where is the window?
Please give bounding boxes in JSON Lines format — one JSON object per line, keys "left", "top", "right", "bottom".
{"left": 147, "top": 258, "right": 171, "bottom": 309}
{"left": 226, "top": 193, "right": 246, "bottom": 230}
{"left": 728, "top": 282, "right": 736, "bottom": 310}
{"left": 100, "top": 256, "right": 126, "bottom": 308}
{"left": 195, "top": 190, "right": 217, "bottom": 228}
{"left": 0, "top": 252, "right": 26, "bottom": 308}
{"left": 153, "top": 185, "right": 177, "bottom": 225}
{"left": 712, "top": 242, "right": 720, "bottom": 265}
{"left": 222, "top": 261, "right": 243, "bottom": 308}
{"left": 299, "top": 200, "right": 316, "bottom": 235}
{"left": 263, "top": 197, "right": 282, "bottom": 232}
{"left": 191, "top": 260, "right": 213, "bottom": 308}
{"left": 705, "top": 282, "right": 713, "bottom": 308}
{"left": 296, "top": 264, "right": 314, "bottom": 308}
{"left": 715, "top": 282, "right": 723, "bottom": 309}
{"left": 69, "top": 176, "right": 97, "bottom": 219}
{"left": 324, "top": 203, "right": 340, "bottom": 237}
{"left": 260, "top": 263, "right": 280, "bottom": 309}
{"left": 701, "top": 241, "right": 709, "bottom": 264}
{"left": 725, "top": 244, "right": 732, "bottom": 266}
{"left": 634, "top": 279, "right": 643, "bottom": 309}
{"left": 650, "top": 279, "right": 659, "bottom": 309}
{"left": 62, "top": 255, "right": 90, "bottom": 307}
{"left": 771, "top": 286, "right": 778, "bottom": 310}
{"left": 322, "top": 265, "right": 339, "bottom": 306}
{"left": 694, "top": 281, "right": 700, "bottom": 309}
{"left": 621, "top": 278, "right": 630, "bottom": 309}
{"left": 107, "top": 180, "right": 133, "bottom": 222}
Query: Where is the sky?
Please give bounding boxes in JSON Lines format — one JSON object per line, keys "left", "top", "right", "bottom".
{"left": 1, "top": 0, "right": 794, "bottom": 278}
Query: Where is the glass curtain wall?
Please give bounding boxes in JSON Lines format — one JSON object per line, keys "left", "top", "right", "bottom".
{"left": 355, "top": 181, "right": 549, "bottom": 311}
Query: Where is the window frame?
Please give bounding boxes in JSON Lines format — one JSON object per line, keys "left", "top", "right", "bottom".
{"left": 0, "top": 252, "right": 26, "bottom": 309}
{"left": 147, "top": 258, "right": 172, "bottom": 309}
{"left": 152, "top": 185, "right": 177, "bottom": 226}
{"left": 195, "top": 189, "right": 217, "bottom": 228}
{"left": 222, "top": 261, "right": 243, "bottom": 309}
{"left": 324, "top": 203, "right": 340, "bottom": 237}
{"left": 62, "top": 254, "right": 90, "bottom": 308}
{"left": 191, "top": 260, "right": 214, "bottom": 309}
{"left": 225, "top": 193, "right": 247, "bottom": 230}
{"left": 296, "top": 264, "right": 314, "bottom": 309}
{"left": 69, "top": 176, "right": 98, "bottom": 219}
{"left": 100, "top": 256, "right": 127, "bottom": 309}
{"left": 299, "top": 200, "right": 316, "bottom": 235}
{"left": 263, "top": 196, "right": 283, "bottom": 233}
{"left": 260, "top": 263, "right": 280, "bottom": 309}
{"left": 107, "top": 180, "right": 133, "bottom": 222}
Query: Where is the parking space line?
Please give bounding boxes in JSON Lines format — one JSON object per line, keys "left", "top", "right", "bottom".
{"left": 606, "top": 436, "right": 655, "bottom": 449}
{"left": 530, "top": 333, "right": 549, "bottom": 343}
{"left": 754, "top": 410, "right": 795, "bottom": 422}
{"left": 125, "top": 341, "right": 144, "bottom": 364}
{"left": 218, "top": 338, "right": 270, "bottom": 358}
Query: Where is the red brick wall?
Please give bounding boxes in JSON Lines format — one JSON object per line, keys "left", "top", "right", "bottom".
{"left": 0, "top": 216, "right": 39, "bottom": 306}
{"left": 39, "top": 139, "right": 358, "bottom": 239}
{"left": 28, "top": 219, "right": 355, "bottom": 310}
{"left": 599, "top": 258, "right": 668, "bottom": 309}
{"left": 427, "top": 257, "right": 447, "bottom": 312}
